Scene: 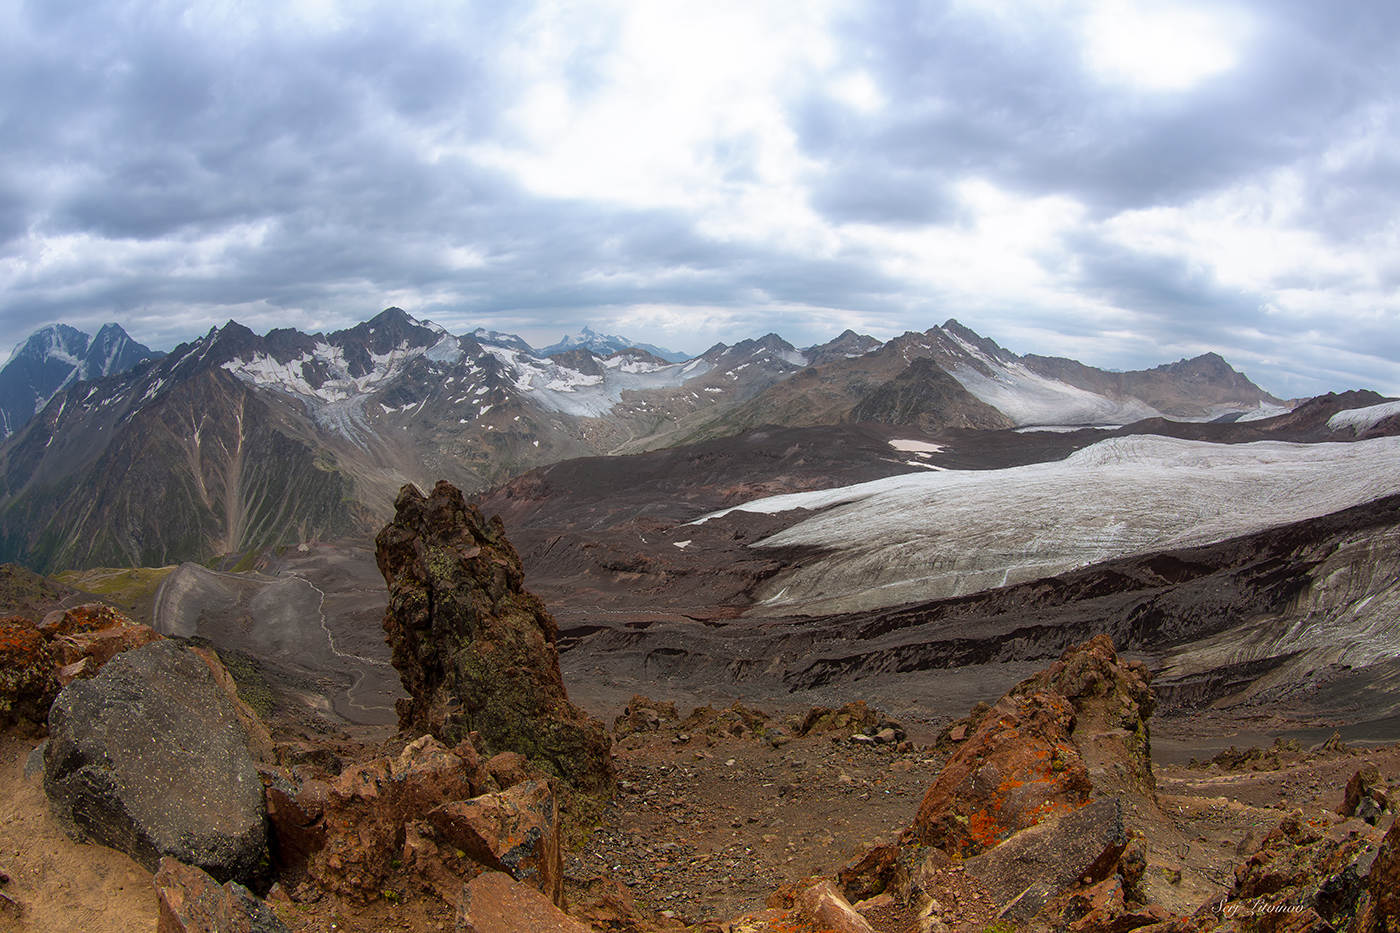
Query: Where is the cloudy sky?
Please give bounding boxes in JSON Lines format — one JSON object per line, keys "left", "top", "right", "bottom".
{"left": 2, "top": 0, "right": 1398, "bottom": 397}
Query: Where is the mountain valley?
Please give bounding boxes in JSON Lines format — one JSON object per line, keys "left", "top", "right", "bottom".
{"left": 2, "top": 309, "right": 1400, "bottom": 932}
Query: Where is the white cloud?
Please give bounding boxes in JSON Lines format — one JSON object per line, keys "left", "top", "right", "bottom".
{"left": 1080, "top": 0, "right": 1250, "bottom": 92}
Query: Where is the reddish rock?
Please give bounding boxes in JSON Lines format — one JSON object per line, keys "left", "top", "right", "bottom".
{"left": 1339, "top": 766, "right": 1391, "bottom": 824}
{"left": 794, "top": 879, "right": 877, "bottom": 933}
{"left": 375, "top": 481, "right": 613, "bottom": 812}
{"left": 428, "top": 779, "right": 563, "bottom": 906}
{"left": 1347, "top": 813, "right": 1400, "bottom": 933}
{"left": 484, "top": 751, "right": 535, "bottom": 791}
{"left": 565, "top": 875, "right": 663, "bottom": 932}
{"left": 907, "top": 636, "right": 1159, "bottom": 860}
{"left": 1200, "top": 811, "right": 1379, "bottom": 933}
{"left": 43, "top": 603, "right": 164, "bottom": 685}
{"left": 838, "top": 843, "right": 909, "bottom": 905}
{"left": 964, "top": 797, "right": 1128, "bottom": 921}
{"left": 0, "top": 614, "right": 58, "bottom": 730}
{"left": 308, "top": 734, "right": 483, "bottom": 900}
{"left": 154, "top": 857, "right": 290, "bottom": 933}
{"left": 906, "top": 689, "right": 1092, "bottom": 857}
{"left": 614, "top": 694, "right": 679, "bottom": 736}
{"left": 1058, "top": 875, "right": 1173, "bottom": 933}
{"left": 55, "top": 623, "right": 164, "bottom": 682}
{"left": 456, "top": 871, "right": 592, "bottom": 933}
{"left": 39, "top": 603, "right": 132, "bottom": 638}
{"left": 1009, "top": 634, "right": 1156, "bottom": 801}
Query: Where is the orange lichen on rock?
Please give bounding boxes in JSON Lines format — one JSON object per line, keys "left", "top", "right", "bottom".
{"left": 907, "top": 688, "right": 1093, "bottom": 857}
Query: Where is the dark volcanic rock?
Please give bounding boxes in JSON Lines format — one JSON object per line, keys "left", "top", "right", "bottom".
{"left": 376, "top": 480, "right": 613, "bottom": 803}
{"left": 963, "top": 797, "right": 1128, "bottom": 921}
{"left": 43, "top": 640, "right": 268, "bottom": 884}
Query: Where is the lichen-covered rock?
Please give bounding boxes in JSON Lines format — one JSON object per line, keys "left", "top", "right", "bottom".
{"left": 39, "top": 603, "right": 133, "bottom": 638}
{"left": 1339, "top": 766, "right": 1392, "bottom": 825}
{"left": 0, "top": 615, "right": 58, "bottom": 730}
{"left": 1353, "top": 814, "right": 1400, "bottom": 933}
{"left": 375, "top": 481, "right": 613, "bottom": 806}
{"left": 43, "top": 641, "right": 268, "bottom": 885}
{"left": 963, "top": 797, "right": 1128, "bottom": 922}
{"left": 613, "top": 694, "right": 679, "bottom": 737}
{"left": 1200, "top": 810, "right": 1381, "bottom": 933}
{"left": 906, "top": 689, "right": 1092, "bottom": 857}
{"left": 1010, "top": 633, "right": 1156, "bottom": 800}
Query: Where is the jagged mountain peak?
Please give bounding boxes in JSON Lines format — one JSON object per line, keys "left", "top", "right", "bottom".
{"left": 0, "top": 322, "right": 160, "bottom": 440}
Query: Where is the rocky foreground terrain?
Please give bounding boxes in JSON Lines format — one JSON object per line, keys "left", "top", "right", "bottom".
{"left": 2, "top": 479, "right": 1400, "bottom": 933}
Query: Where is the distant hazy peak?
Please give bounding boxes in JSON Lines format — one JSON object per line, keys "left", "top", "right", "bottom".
{"left": 0, "top": 321, "right": 160, "bottom": 439}
{"left": 541, "top": 326, "right": 689, "bottom": 363}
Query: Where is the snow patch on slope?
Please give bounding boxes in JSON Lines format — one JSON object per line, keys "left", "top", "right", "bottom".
{"left": 942, "top": 329, "right": 1162, "bottom": 426}
{"left": 700, "top": 435, "right": 1400, "bottom": 614}
{"left": 1328, "top": 400, "right": 1400, "bottom": 434}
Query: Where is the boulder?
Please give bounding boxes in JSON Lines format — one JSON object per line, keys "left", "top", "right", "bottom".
{"left": 794, "top": 879, "right": 877, "bottom": 933}
{"left": 613, "top": 694, "right": 679, "bottom": 736}
{"left": 962, "top": 797, "right": 1127, "bottom": 920}
{"left": 428, "top": 779, "right": 562, "bottom": 906}
{"left": 375, "top": 481, "right": 613, "bottom": 807}
{"left": 1340, "top": 766, "right": 1392, "bottom": 825}
{"left": 39, "top": 603, "right": 134, "bottom": 638}
{"left": 907, "top": 636, "right": 1158, "bottom": 860}
{"left": 0, "top": 615, "right": 58, "bottom": 731}
{"left": 456, "top": 871, "right": 592, "bottom": 933}
{"left": 1204, "top": 811, "right": 1381, "bottom": 933}
{"left": 1009, "top": 633, "right": 1156, "bottom": 801}
{"left": 39, "top": 603, "right": 165, "bottom": 686}
{"left": 154, "top": 858, "right": 290, "bottom": 933}
{"left": 43, "top": 640, "right": 268, "bottom": 885}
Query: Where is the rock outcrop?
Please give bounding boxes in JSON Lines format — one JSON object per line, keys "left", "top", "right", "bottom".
{"left": 375, "top": 480, "right": 613, "bottom": 806}
{"left": 43, "top": 640, "right": 268, "bottom": 885}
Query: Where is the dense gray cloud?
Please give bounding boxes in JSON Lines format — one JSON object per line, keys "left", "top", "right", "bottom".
{"left": 1, "top": 0, "right": 1396, "bottom": 398}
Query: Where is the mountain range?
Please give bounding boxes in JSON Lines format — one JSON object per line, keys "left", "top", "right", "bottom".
{"left": 0, "top": 307, "right": 1325, "bottom": 572}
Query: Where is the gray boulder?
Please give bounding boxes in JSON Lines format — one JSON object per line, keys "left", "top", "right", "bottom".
{"left": 44, "top": 640, "right": 268, "bottom": 884}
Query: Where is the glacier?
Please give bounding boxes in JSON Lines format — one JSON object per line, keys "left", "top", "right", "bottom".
{"left": 697, "top": 434, "right": 1400, "bottom": 615}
